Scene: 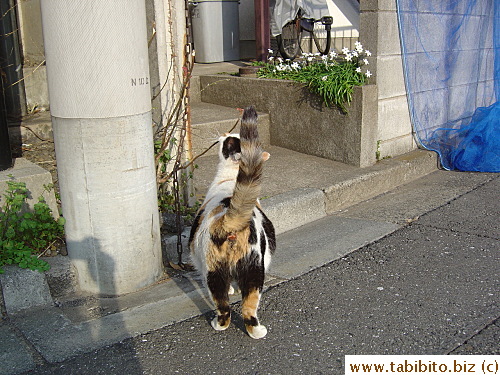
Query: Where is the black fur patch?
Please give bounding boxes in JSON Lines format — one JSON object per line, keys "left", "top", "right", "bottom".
{"left": 220, "top": 197, "right": 231, "bottom": 208}
{"left": 244, "top": 316, "right": 259, "bottom": 327}
{"left": 207, "top": 267, "right": 232, "bottom": 325}
{"left": 249, "top": 219, "right": 257, "bottom": 245}
{"left": 260, "top": 230, "right": 267, "bottom": 258}
{"left": 259, "top": 208, "right": 276, "bottom": 254}
{"left": 222, "top": 136, "right": 241, "bottom": 160}
{"left": 236, "top": 252, "right": 265, "bottom": 295}
{"left": 207, "top": 267, "right": 231, "bottom": 301}
{"left": 188, "top": 209, "right": 204, "bottom": 245}
{"left": 210, "top": 232, "right": 226, "bottom": 247}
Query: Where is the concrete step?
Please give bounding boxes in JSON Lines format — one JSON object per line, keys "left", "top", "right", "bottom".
{"left": 189, "top": 101, "right": 270, "bottom": 158}
{"left": 7, "top": 101, "right": 272, "bottom": 162}
{"left": 192, "top": 146, "right": 438, "bottom": 235}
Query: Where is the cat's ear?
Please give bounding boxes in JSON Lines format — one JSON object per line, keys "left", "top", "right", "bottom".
{"left": 262, "top": 152, "right": 270, "bottom": 161}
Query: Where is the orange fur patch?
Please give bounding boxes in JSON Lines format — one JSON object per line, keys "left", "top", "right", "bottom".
{"left": 206, "top": 209, "right": 252, "bottom": 271}
{"left": 242, "top": 288, "right": 260, "bottom": 320}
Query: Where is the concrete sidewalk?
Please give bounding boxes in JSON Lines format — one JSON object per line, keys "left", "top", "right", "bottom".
{"left": 1, "top": 167, "right": 498, "bottom": 375}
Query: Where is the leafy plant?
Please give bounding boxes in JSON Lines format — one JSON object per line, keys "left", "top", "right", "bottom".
{"left": 255, "top": 42, "right": 372, "bottom": 113}
{"left": 0, "top": 179, "right": 65, "bottom": 273}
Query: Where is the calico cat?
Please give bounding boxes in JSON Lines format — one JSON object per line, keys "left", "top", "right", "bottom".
{"left": 189, "top": 106, "right": 276, "bottom": 339}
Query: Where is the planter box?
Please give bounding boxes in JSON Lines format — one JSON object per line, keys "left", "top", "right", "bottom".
{"left": 199, "top": 75, "right": 378, "bottom": 167}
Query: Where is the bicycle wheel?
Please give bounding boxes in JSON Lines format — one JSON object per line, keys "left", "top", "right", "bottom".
{"left": 276, "top": 20, "right": 302, "bottom": 60}
{"left": 312, "top": 16, "right": 332, "bottom": 55}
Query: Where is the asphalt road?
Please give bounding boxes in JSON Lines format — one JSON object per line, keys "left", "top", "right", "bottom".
{"left": 19, "top": 174, "right": 499, "bottom": 374}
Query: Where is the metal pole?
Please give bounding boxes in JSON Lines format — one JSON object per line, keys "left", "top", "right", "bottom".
{"left": 254, "top": 0, "right": 270, "bottom": 61}
{"left": 0, "top": 76, "right": 12, "bottom": 171}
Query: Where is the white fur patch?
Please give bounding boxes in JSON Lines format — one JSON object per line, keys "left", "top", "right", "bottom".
{"left": 248, "top": 324, "right": 267, "bottom": 339}
{"left": 211, "top": 317, "right": 230, "bottom": 331}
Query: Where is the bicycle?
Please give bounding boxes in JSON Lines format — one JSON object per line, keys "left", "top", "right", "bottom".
{"left": 276, "top": 10, "right": 333, "bottom": 60}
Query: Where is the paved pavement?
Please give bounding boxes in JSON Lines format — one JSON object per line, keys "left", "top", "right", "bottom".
{"left": 1, "top": 170, "right": 498, "bottom": 374}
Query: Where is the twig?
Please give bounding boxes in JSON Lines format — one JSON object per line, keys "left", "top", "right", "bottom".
{"left": 21, "top": 125, "right": 53, "bottom": 142}
{"left": 8, "top": 60, "right": 45, "bottom": 89}
{"left": 37, "top": 239, "right": 59, "bottom": 258}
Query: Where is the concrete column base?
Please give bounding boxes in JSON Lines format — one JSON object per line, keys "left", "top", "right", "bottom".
{"left": 53, "top": 113, "right": 163, "bottom": 296}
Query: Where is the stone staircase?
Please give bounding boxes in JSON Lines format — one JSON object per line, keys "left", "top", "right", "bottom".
{"left": 185, "top": 63, "right": 438, "bottom": 238}
{"left": 189, "top": 101, "right": 270, "bottom": 157}
{"left": 9, "top": 62, "right": 439, "bottom": 240}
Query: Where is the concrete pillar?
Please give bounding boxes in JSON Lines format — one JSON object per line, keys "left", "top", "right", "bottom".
{"left": 360, "top": 0, "right": 415, "bottom": 160}
{"left": 40, "top": 1, "right": 162, "bottom": 295}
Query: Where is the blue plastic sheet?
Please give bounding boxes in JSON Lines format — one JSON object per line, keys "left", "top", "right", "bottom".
{"left": 396, "top": 0, "right": 500, "bottom": 172}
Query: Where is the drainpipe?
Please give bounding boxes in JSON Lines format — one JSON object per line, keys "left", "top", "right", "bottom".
{"left": 254, "top": 0, "right": 270, "bottom": 61}
{"left": 40, "top": 1, "right": 162, "bottom": 295}
{"left": 0, "top": 76, "right": 12, "bottom": 171}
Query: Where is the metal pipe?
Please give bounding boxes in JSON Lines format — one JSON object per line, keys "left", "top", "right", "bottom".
{"left": 0, "top": 76, "right": 12, "bottom": 171}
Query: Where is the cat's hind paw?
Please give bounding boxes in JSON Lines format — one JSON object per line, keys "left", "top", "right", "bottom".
{"left": 247, "top": 324, "right": 267, "bottom": 339}
{"left": 211, "top": 316, "right": 230, "bottom": 331}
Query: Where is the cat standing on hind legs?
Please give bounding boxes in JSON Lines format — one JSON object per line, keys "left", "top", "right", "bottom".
{"left": 189, "top": 106, "right": 276, "bottom": 339}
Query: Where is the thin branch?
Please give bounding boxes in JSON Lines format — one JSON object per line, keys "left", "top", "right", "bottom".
{"left": 37, "top": 239, "right": 60, "bottom": 258}
{"left": 8, "top": 60, "right": 45, "bottom": 88}
{"left": 21, "top": 125, "right": 53, "bottom": 142}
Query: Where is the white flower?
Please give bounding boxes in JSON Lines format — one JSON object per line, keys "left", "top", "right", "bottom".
{"left": 342, "top": 47, "right": 350, "bottom": 55}
{"left": 356, "top": 67, "right": 362, "bottom": 73}
{"left": 269, "top": 56, "right": 274, "bottom": 61}
{"left": 291, "top": 62, "right": 301, "bottom": 70}
{"left": 321, "top": 55, "right": 328, "bottom": 61}
{"left": 365, "top": 50, "right": 372, "bottom": 56}
{"left": 321, "top": 75, "right": 328, "bottom": 81}
{"left": 355, "top": 42, "right": 364, "bottom": 53}
{"left": 365, "top": 70, "right": 372, "bottom": 78}
{"left": 314, "top": 52, "right": 321, "bottom": 56}
{"left": 345, "top": 53, "right": 353, "bottom": 62}
{"left": 352, "top": 50, "right": 359, "bottom": 57}
{"left": 307, "top": 56, "right": 314, "bottom": 62}
{"left": 268, "top": 49, "right": 274, "bottom": 54}
{"left": 329, "top": 51, "right": 337, "bottom": 58}
{"left": 363, "top": 58, "right": 369, "bottom": 65}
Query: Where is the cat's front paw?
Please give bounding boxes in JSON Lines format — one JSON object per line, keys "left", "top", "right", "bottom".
{"left": 247, "top": 324, "right": 267, "bottom": 339}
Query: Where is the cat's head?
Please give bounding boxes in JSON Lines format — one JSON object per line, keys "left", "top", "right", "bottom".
{"left": 219, "top": 133, "right": 241, "bottom": 164}
{"left": 218, "top": 133, "right": 271, "bottom": 164}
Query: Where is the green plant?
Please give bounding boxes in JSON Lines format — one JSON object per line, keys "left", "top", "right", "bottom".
{"left": 255, "top": 43, "right": 372, "bottom": 113}
{"left": 0, "top": 179, "right": 65, "bottom": 273}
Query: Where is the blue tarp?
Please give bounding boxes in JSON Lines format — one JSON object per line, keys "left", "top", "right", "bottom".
{"left": 396, "top": 0, "right": 499, "bottom": 172}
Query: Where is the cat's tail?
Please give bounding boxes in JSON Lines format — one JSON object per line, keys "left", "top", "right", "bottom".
{"left": 224, "top": 106, "right": 264, "bottom": 232}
